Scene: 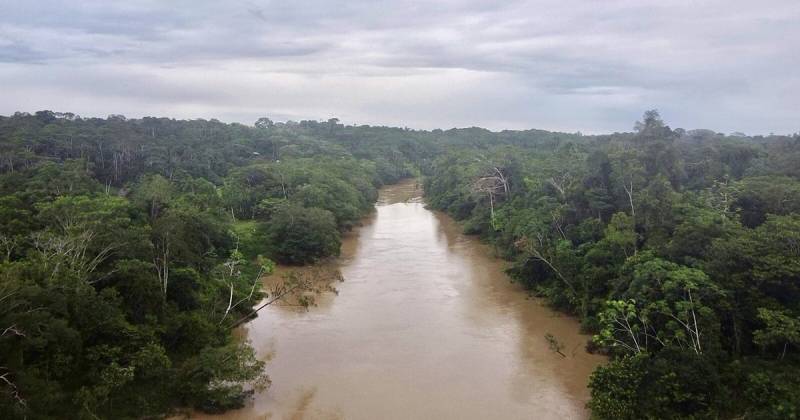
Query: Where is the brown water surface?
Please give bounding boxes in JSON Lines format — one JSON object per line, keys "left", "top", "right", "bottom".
{"left": 199, "top": 179, "right": 603, "bottom": 420}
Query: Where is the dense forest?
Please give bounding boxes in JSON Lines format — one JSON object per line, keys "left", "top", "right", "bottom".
{"left": 1, "top": 110, "right": 799, "bottom": 419}
{"left": 0, "top": 111, "right": 426, "bottom": 418}
{"left": 424, "top": 111, "right": 800, "bottom": 419}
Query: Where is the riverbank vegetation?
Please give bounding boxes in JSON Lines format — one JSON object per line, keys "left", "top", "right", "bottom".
{"left": 1, "top": 110, "right": 799, "bottom": 418}
{"left": 424, "top": 111, "right": 800, "bottom": 419}
{"left": 0, "top": 112, "right": 419, "bottom": 418}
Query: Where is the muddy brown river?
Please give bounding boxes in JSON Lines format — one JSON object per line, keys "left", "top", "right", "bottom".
{"left": 198, "top": 180, "right": 604, "bottom": 420}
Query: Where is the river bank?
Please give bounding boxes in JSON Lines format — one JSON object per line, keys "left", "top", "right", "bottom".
{"left": 193, "top": 179, "right": 604, "bottom": 419}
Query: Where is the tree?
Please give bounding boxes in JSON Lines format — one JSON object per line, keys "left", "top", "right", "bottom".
{"left": 0, "top": 196, "right": 31, "bottom": 262}
{"left": 33, "top": 195, "right": 136, "bottom": 282}
{"left": 595, "top": 299, "right": 654, "bottom": 355}
{"left": 733, "top": 176, "right": 800, "bottom": 227}
{"left": 262, "top": 204, "right": 340, "bottom": 264}
{"left": 598, "top": 212, "right": 638, "bottom": 258}
{"left": 608, "top": 252, "right": 721, "bottom": 356}
{"left": 753, "top": 308, "right": 800, "bottom": 359}
{"left": 216, "top": 251, "right": 273, "bottom": 325}
{"left": 609, "top": 144, "right": 646, "bottom": 221}
{"left": 254, "top": 117, "right": 274, "bottom": 129}
{"left": 588, "top": 354, "right": 647, "bottom": 419}
{"left": 179, "top": 343, "right": 270, "bottom": 413}
{"left": 471, "top": 162, "right": 511, "bottom": 229}
{"left": 133, "top": 174, "right": 174, "bottom": 221}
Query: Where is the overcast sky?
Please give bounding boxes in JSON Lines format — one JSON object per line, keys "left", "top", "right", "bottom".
{"left": 1, "top": 1, "right": 798, "bottom": 134}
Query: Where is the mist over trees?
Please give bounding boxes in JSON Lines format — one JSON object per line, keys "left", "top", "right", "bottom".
{"left": 1, "top": 109, "right": 799, "bottom": 418}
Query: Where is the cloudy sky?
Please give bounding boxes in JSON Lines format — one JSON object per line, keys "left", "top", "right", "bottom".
{"left": 1, "top": 0, "right": 798, "bottom": 134}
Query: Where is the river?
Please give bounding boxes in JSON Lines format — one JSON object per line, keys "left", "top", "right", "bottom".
{"left": 198, "top": 179, "right": 604, "bottom": 420}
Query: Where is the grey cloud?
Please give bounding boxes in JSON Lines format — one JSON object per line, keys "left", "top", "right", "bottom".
{"left": 0, "top": 41, "right": 45, "bottom": 63}
{"left": 0, "top": 0, "right": 798, "bottom": 134}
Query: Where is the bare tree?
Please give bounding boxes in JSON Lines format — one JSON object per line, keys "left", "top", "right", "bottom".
{"left": 227, "top": 267, "right": 342, "bottom": 330}
{"left": 623, "top": 177, "right": 636, "bottom": 219}
{"left": 666, "top": 288, "right": 703, "bottom": 355}
{"left": 31, "top": 231, "right": 119, "bottom": 282}
{"left": 706, "top": 176, "right": 740, "bottom": 219}
{"left": 227, "top": 275, "right": 310, "bottom": 330}
{"left": 471, "top": 162, "right": 510, "bottom": 228}
{"left": 0, "top": 287, "right": 25, "bottom": 409}
{"left": 547, "top": 169, "right": 578, "bottom": 201}
{"left": 0, "top": 234, "right": 18, "bottom": 262}
{"left": 0, "top": 368, "right": 25, "bottom": 408}
{"left": 218, "top": 249, "right": 268, "bottom": 325}
{"left": 596, "top": 300, "right": 666, "bottom": 355}
{"left": 152, "top": 234, "right": 170, "bottom": 294}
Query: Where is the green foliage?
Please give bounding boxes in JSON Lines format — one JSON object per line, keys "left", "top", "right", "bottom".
{"left": 588, "top": 354, "right": 647, "bottom": 419}
{"left": 0, "top": 113, "right": 436, "bottom": 418}
{"left": 133, "top": 174, "right": 175, "bottom": 221}
{"left": 741, "top": 365, "right": 800, "bottom": 419}
{"left": 590, "top": 351, "right": 720, "bottom": 420}
{"left": 179, "top": 343, "right": 270, "bottom": 413}
{"left": 2, "top": 109, "right": 799, "bottom": 418}
{"left": 753, "top": 308, "right": 800, "bottom": 358}
{"left": 734, "top": 176, "right": 800, "bottom": 227}
{"left": 423, "top": 110, "right": 800, "bottom": 419}
{"left": 262, "top": 203, "right": 341, "bottom": 264}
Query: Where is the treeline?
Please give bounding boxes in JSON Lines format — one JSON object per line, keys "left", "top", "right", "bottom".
{"left": 3, "top": 109, "right": 799, "bottom": 419}
{"left": 424, "top": 111, "right": 800, "bottom": 419}
{"left": 0, "top": 111, "right": 426, "bottom": 419}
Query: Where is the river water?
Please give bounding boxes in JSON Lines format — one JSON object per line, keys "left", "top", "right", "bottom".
{"left": 200, "top": 179, "right": 604, "bottom": 420}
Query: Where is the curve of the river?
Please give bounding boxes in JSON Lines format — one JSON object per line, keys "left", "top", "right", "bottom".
{"left": 198, "top": 179, "right": 604, "bottom": 420}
